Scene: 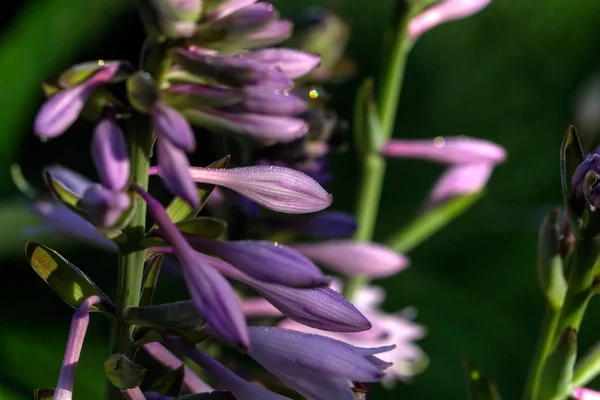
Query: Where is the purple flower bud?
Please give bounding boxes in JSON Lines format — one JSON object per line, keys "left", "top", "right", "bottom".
{"left": 81, "top": 185, "right": 131, "bottom": 228}
{"left": 156, "top": 138, "right": 199, "bottom": 207}
{"left": 91, "top": 114, "right": 130, "bottom": 191}
{"left": 244, "top": 48, "right": 321, "bottom": 79}
{"left": 54, "top": 296, "right": 101, "bottom": 400}
{"left": 143, "top": 342, "right": 212, "bottom": 393}
{"left": 34, "top": 64, "right": 119, "bottom": 138}
{"left": 184, "top": 109, "right": 308, "bottom": 144}
{"left": 241, "top": 86, "right": 307, "bottom": 115}
{"left": 44, "top": 165, "right": 93, "bottom": 197}
{"left": 163, "top": 332, "right": 289, "bottom": 400}
{"left": 211, "top": 2, "right": 276, "bottom": 30}
{"left": 381, "top": 137, "right": 506, "bottom": 165}
{"left": 152, "top": 102, "right": 196, "bottom": 152}
{"left": 162, "top": 84, "right": 242, "bottom": 108}
{"left": 185, "top": 238, "right": 330, "bottom": 287}
{"left": 229, "top": 19, "right": 293, "bottom": 49}
{"left": 427, "top": 162, "right": 494, "bottom": 206}
{"left": 409, "top": 0, "right": 492, "bottom": 40}
{"left": 172, "top": 48, "right": 293, "bottom": 88}
{"left": 185, "top": 164, "right": 331, "bottom": 213}
{"left": 248, "top": 327, "right": 393, "bottom": 400}
{"left": 261, "top": 212, "right": 357, "bottom": 238}
{"left": 136, "top": 187, "right": 249, "bottom": 349}
{"left": 572, "top": 153, "right": 600, "bottom": 210}
{"left": 205, "top": 0, "right": 258, "bottom": 22}
{"left": 290, "top": 240, "right": 409, "bottom": 278}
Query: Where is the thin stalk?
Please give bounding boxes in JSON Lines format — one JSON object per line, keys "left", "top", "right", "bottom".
{"left": 573, "top": 341, "right": 600, "bottom": 387}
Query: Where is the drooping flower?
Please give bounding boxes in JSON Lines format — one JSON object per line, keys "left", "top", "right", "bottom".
{"left": 573, "top": 388, "right": 600, "bottom": 400}
{"left": 426, "top": 162, "right": 494, "bottom": 206}
{"left": 289, "top": 240, "right": 409, "bottom": 278}
{"left": 247, "top": 326, "right": 393, "bottom": 400}
{"left": 52, "top": 296, "right": 101, "bottom": 400}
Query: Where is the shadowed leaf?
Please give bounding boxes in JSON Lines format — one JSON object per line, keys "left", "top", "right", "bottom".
{"left": 104, "top": 354, "right": 146, "bottom": 390}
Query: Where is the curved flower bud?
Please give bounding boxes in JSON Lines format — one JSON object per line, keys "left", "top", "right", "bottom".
{"left": 53, "top": 296, "right": 101, "bottom": 400}
{"left": 156, "top": 138, "right": 199, "bottom": 207}
{"left": 241, "top": 87, "right": 307, "bottom": 115}
{"left": 248, "top": 327, "right": 393, "bottom": 400}
{"left": 91, "top": 113, "right": 130, "bottom": 191}
{"left": 572, "top": 153, "right": 600, "bottom": 210}
{"left": 136, "top": 187, "right": 249, "bottom": 349}
{"left": 205, "top": 0, "right": 258, "bottom": 22}
{"left": 152, "top": 102, "right": 196, "bottom": 152}
{"left": 210, "top": 2, "right": 276, "bottom": 30}
{"left": 80, "top": 185, "right": 131, "bottom": 228}
{"left": 34, "top": 64, "right": 119, "bottom": 138}
{"left": 185, "top": 164, "right": 331, "bottom": 213}
{"left": 573, "top": 388, "right": 600, "bottom": 400}
{"left": 44, "top": 165, "right": 93, "bottom": 197}
{"left": 381, "top": 137, "right": 506, "bottom": 165}
{"left": 228, "top": 19, "right": 293, "bottom": 49}
{"left": 172, "top": 48, "right": 293, "bottom": 88}
{"left": 244, "top": 48, "right": 321, "bottom": 79}
{"left": 427, "top": 162, "right": 494, "bottom": 206}
{"left": 184, "top": 109, "right": 308, "bottom": 144}
{"left": 290, "top": 240, "right": 408, "bottom": 278}
{"left": 409, "top": 0, "right": 492, "bottom": 40}
{"left": 185, "top": 238, "right": 330, "bottom": 287}
{"left": 163, "top": 332, "right": 289, "bottom": 400}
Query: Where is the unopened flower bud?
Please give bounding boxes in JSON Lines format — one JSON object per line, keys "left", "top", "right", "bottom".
{"left": 137, "top": 0, "right": 202, "bottom": 39}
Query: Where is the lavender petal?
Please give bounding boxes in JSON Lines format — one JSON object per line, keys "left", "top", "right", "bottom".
{"left": 91, "top": 116, "right": 130, "bottom": 191}
{"left": 156, "top": 138, "right": 199, "bottom": 207}
{"left": 152, "top": 102, "right": 197, "bottom": 152}
{"left": 245, "top": 48, "right": 321, "bottom": 79}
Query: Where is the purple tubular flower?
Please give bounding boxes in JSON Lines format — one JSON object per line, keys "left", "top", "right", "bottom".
{"left": 573, "top": 388, "right": 600, "bottom": 399}
{"left": 156, "top": 137, "right": 199, "bottom": 207}
{"left": 261, "top": 211, "right": 357, "bottom": 238}
{"left": 231, "top": 19, "right": 293, "bottom": 48}
{"left": 427, "top": 162, "right": 494, "bottom": 206}
{"left": 53, "top": 296, "right": 101, "bottom": 400}
{"left": 172, "top": 48, "right": 293, "bottom": 88}
{"left": 34, "top": 64, "right": 119, "bottom": 139}
{"left": 163, "top": 332, "right": 290, "bottom": 400}
{"left": 184, "top": 238, "right": 330, "bottom": 287}
{"left": 244, "top": 48, "right": 322, "bottom": 79}
{"left": 211, "top": 2, "right": 277, "bottom": 30}
{"left": 248, "top": 327, "right": 393, "bottom": 400}
{"left": 184, "top": 109, "right": 308, "bottom": 144}
{"left": 185, "top": 164, "right": 331, "bottom": 213}
{"left": 136, "top": 187, "right": 249, "bottom": 349}
{"left": 120, "top": 387, "right": 146, "bottom": 400}
{"left": 409, "top": 0, "right": 492, "bottom": 39}
{"left": 206, "top": 0, "right": 258, "bottom": 22}
{"left": 381, "top": 137, "right": 506, "bottom": 165}
{"left": 207, "top": 257, "right": 371, "bottom": 332}
{"left": 81, "top": 185, "right": 131, "bottom": 228}
{"left": 91, "top": 115, "right": 130, "bottom": 191}
{"left": 152, "top": 102, "right": 197, "bottom": 152}
{"left": 289, "top": 240, "right": 409, "bottom": 278}
{"left": 143, "top": 342, "right": 212, "bottom": 393}
{"left": 241, "top": 86, "right": 307, "bottom": 115}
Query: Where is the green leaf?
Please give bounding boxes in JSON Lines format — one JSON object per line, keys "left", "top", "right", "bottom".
{"left": 175, "top": 217, "right": 227, "bottom": 238}
{"left": 140, "top": 253, "right": 164, "bottom": 307}
{"left": 464, "top": 358, "right": 502, "bottom": 400}
{"left": 537, "top": 208, "right": 566, "bottom": 309}
{"left": 148, "top": 365, "right": 185, "bottom": 397}
{"left": 538, "top": 328, "right": 578, "bottom": 400}
{"left": 33, "top": 388, "right": 54, "bottom": 400}
{"left": 104, "top": 354, "right": 146, "bottom": 390}
{"left": 123, "top": 301, "right": 204, "bottom": 331}
{"left": 561, "top": 125, "right": 585, "bottom": 221}
{"left": 353, "top": 77, "right": 384, "bottom": 155}
{"left": 25, "top": 241, "right": 113, "bottom": 313}
{"left": 387, "top": 191, "right": 483, "bottom": 253}
{"left": 150, "top": 155, "right": 230, "bottom": 231}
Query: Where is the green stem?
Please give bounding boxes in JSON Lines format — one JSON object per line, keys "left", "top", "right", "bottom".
{"left": 573, "top": 341, "right": 600, "bottom": 387}
{"left": 521, "top": 305, "right": 561, "bottom": 400}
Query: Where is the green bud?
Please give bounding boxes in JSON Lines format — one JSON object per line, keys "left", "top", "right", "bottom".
{"left": 538, "top": 208, "right": 567, "bottom": 309}
{"left": 127, "top": 71, "right": 160, "bottom": 113}
{"left": 137, "top": 0, "right": 202, "bottom": 40}
{"left": 538, "top": 328, "right": 577, "bottom": 400}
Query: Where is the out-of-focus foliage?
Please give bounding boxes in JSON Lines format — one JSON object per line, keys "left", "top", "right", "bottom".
{"left": 3, "top": 0, "right": 600, "bottom": 399}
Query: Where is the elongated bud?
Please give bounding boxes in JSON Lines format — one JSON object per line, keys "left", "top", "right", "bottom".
{"left": 91, "top": 109, "right": 130, "bottom": 191}
{"left": 244, "top": 48, "right": 321, "bottom": 79}
{"left": 538, "top": 207, "right": 566, "bottom": 309}
{"left": 127, "top": 71, "right": 160, "bottom": 114}
{"left": 137, "top": 0, "right": 202, "bottom": 39}
{"left": 538, "top": 328, "right": 577, "bottom": 400}
{"left": 210, "top": 2, "right": 277, "bottom": 30}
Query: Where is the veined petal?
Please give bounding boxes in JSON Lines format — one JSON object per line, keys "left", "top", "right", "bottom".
{"left": 289, "top": 240, "right": 409, "bottom": 278}
{"left": 229, "top": 19, "right": 293, "bottom": 49}
{"left": 381, "top": 137, "right": 506, "bottom": 165}
{"left": 205, "top": 0, "right": 258, "bottom": 22}
{"left": 91, "top": 116, "right": 130, "bottom": 191}
{"left": 34, "top": 64, "right": 119, "bottom": 138}
{"left": 185, "top": 238, "right": 330, "bottom": 287}
{"left": 210, "top": 2, "right": 276, "bottom": 30}
{"left": 185, "top": 164, "right": 331, "bottom": 213}
{"left": 427, "top": 162, "right": 494, "bottom": 206}
{"left": 241, "top": 86, "right": 307, "bottom": 115}
{"left": 245, "top": 48, "right": 321, "bottom": 79}
{"left": 156, "top": 138, "right": 199, "bottom": 207}
{"left": 152, "top": 102, "right": 196, "bottom": 152}
{"left": 409, "top": 0, "right": 492, "bottom": 39}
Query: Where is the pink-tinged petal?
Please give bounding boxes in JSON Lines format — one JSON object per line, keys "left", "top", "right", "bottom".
{"left": 232, "top": 19, "right": 293, "bottom": 49}
{"left": 91, "top": 116, "right": 130, "bottom": 191}
{"left": 120, "top": 388, "right": 146, "bottom": 400}
{"left": 152, "top": 102, "right": 196, "bottom": 152}
{"left": 184, "top": 109, "right": 308, "bottom": 144}
{"left": 185, "top": 164, "right": 331, "bottom": 213}
{"left": 245, "top": 48, "right": 321, "bottom": 79}
{"left": 409, "top": 0, "right": 492, "bottom": 39}
{"left": 211, "top": 2, "right": 276, "bottom": 30}
{"left": 427, "top": 162, "right": 494, "bottom": 206}
{"left": 205, "top": 0, "right": 258, "bottom": 22}
{"left": 240, "top": 297, "right": 282, "bottom": 317}
{"left": 241, "top": 86, "right": 307, "bottom": 115}
{"left": 34, "top": 64, "right": 119, "bottom": 138}
{"left": 143, "top": 342, "right": 212, "bottom": 393}
{"left": 81, "top": 185, "right": 131, "bottom": 228}
{"left": 289, "top": 240, "right": 409, "bottom": 278}
{"left": 573, "top": 388, "right": 600, "bottom": 400}
{"left": 156, "top": 138, "right": 199, "bottom": 207}
{"left": 53, "top": 296, "right": 101, "bottom": 400}
{"left": 381, "top": 137, "right": 506, "bottom": 165}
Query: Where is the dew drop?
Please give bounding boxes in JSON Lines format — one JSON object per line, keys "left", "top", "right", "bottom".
{"left": 433, "top": 136, "right": 445, "bottom": 148}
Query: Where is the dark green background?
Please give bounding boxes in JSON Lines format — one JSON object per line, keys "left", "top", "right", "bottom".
{"left": 2, "top": 1, "right": 600, "bottom": 399}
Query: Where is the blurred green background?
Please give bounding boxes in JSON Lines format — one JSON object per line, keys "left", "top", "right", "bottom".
{"left": 2, "top": 0, "right": 600, "bottom": 399}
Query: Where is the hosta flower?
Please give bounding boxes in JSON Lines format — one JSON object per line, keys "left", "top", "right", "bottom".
{"left": 90, "top": 109, "right": 130, "bottom": 191}
{"left": 573, "top": 388, "right": 600, "bottom": 400}
{"left": 572, "top": 151, "right": 600, "bottom": 212}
